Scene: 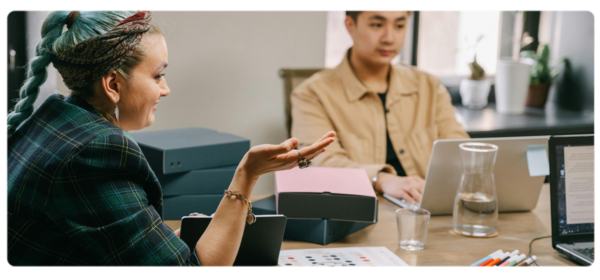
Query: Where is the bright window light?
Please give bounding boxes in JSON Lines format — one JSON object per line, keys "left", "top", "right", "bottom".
{"left": 418, "top": 11, "right": 500, "bottom": 77}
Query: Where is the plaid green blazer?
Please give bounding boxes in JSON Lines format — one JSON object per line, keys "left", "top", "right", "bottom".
{"left": 8, "top": 94, "right": 200, "bottom": 266}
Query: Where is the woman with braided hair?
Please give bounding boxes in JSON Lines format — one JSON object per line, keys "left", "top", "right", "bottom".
{"left": 7, "top": 11, "right": 335, "bottom": 266}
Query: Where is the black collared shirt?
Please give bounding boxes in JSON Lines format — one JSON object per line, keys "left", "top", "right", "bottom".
{"left": 378, "top": 92, "right": 407, "bottom": 176}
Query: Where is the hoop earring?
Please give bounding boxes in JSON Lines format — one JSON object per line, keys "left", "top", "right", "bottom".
{"left": 114, "top": 104, "right": 120, "bottom": 127}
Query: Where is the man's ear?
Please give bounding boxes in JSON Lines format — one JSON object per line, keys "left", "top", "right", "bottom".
{"left": 101, "top": 71, "right": 121, "bottom": 104}
{"left": 344, "top": 16, "right": 356, "bottom": 38}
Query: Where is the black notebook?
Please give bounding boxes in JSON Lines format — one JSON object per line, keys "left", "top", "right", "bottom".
{"left": 180, "top": 215, "right": 287, "bottom": 266}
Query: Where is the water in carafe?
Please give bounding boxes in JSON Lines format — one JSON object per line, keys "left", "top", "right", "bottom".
{"left": 453, "top": 143, "right": 499, "bottom": 237}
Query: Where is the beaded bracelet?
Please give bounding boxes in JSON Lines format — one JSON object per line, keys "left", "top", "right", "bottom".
{"left": 224, "top": 189, "right": 256, "bottom": 225}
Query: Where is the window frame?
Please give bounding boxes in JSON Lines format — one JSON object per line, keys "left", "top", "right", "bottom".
{"left": 4, "top": 8, "right": 28, "bottom": 115}
{"left": 410, "top": 11, "right": 540, "bottom": 87}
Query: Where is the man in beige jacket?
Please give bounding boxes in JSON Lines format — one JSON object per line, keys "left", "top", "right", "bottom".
{"left": 291, "top": 11, "right": 469, "bottom": 204}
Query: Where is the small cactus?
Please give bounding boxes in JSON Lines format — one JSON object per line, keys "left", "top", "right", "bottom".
{"left": 467, "top": 35, "right": 486, "bottom": 80}
{"left": 469, "top": 56, "right": 486, "bottom": 80}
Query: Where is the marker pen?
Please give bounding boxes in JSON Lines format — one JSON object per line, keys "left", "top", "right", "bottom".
{"left": 516, "top": 255, "right": 537, "bottom": 266}
{"left": 485, "top": 252, "right": 510, "bottom": 266}
{"left": 498, "top": 250, "right": 520, "bottom": 267}
{"left": 506, "top": 254, "right": 527, "bottom": 267}
{"left": 493, "top": 255, "right": 512, "bottom": 267}
{"left": 470, "top": 249, "right": 504, "bottom": 267}
{"left": 478, "top": 258, "right": 496, "bottom": 267}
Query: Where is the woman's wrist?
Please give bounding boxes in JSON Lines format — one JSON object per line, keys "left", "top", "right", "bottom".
{"left": 228, "top": 163, "right": 259, "bottom": 198}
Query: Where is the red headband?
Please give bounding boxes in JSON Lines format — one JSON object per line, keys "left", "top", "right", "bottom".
{"left": 52, "top": 11, "right": 153, "bottom": 89}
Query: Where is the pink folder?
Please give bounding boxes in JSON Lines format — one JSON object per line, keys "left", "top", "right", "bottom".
{"left": 275, "top": 166, "right": 376, "bottom": 197}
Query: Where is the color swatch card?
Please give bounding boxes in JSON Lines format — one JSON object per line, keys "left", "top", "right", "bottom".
{"left": 278, "top": 246, "right": 409, "bottom": 267}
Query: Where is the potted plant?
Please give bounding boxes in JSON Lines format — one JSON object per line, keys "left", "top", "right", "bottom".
{"left": 459, "top": 35, "right": 491, "bottom": 109}
{"left": 520, "top": 44, "right": 568, "bottom": 108}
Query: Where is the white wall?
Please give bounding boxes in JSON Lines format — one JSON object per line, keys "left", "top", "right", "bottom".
{"left": 27, "top": 11, "right": 327, "bottom": 195}
{"left": 152, "top": 12, "right": 326, "bottom": 194}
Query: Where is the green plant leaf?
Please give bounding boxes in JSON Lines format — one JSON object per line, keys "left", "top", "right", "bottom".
{"left": 539, "top": 44, "right": 550, "bottom": 62}
{"left": 524, "top": 44, "right": 564, "bottom": 85}
{"left": 551, "top": 57, "right": 570, "bottom": 80}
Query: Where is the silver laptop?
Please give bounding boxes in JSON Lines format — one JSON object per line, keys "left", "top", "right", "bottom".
{"left": 384, "top": 136, "right": 549, "bottom": 215}
{"left": 550, "top": 135, "right": 594, "bottom": 266}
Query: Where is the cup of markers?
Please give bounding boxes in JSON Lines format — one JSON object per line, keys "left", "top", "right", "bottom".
{"left": 471, "top": 249, "right": 537, "bottom": 267}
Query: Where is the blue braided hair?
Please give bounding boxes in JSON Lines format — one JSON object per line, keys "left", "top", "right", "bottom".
{"left": 7, "top": 11, "right": 136, "bottom": 137}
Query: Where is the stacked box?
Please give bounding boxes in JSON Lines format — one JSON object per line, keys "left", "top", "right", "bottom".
{"left": 265, "top": 167, "right": 378, "bottom": 245}
{"left": 275, "top": 167, "right": 378, "bottom": 223}
{"left": 253, "top": 195, "right": 374, "bottom": 245}
{"left": 131, "top": 127, "right": 249, "bottom": 219}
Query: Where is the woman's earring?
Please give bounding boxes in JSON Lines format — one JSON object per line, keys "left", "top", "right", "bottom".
{"left": 114, "top": 104, "right": 120, "bottom": 126}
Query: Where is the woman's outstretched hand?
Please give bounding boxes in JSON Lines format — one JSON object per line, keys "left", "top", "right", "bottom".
{"left": 197, "top": 132, "right": 335, "bottom": 266}
{"left": 239, "top": 131, "right": 336, "bottom": 180}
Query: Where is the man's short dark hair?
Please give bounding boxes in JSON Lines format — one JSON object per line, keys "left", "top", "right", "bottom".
{"left": 346, "top": 11, "right": 413, "bottom": 22}
{"left": 346, "top": 11, "right": 362, "bottom": 22}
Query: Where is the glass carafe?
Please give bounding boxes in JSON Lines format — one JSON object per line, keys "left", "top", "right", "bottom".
{"left": 452, "top": 142, "right": 499, "bottom": 237}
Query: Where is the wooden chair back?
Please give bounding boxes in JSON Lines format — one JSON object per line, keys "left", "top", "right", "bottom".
{"left": 279, "top": 68, "right": 323, "bottom": 137}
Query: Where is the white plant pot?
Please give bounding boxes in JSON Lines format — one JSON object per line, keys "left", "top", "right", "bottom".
{"left": 494, "top": 58, "right": 532, "bottom": 114}
{"left": 459, "top": 79, "right": 491, "bottom": 109}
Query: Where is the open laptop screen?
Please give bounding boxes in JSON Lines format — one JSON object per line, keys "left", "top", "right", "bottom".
{"left": 554, "top": 144, "right": 594, "bottom": 236}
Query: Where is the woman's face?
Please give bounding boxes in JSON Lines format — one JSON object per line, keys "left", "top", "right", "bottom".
{"left": 118, "top": 34, "right": 170, "bottom": 131}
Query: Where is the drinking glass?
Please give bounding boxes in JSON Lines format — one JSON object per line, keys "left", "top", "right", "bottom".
{"left": 396, "top": 208, "right": 430, "bottom": 251}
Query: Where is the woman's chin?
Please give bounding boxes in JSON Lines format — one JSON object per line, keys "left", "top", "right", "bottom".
{"left": 145, "top": 115, "right": 155, "bottom": 127}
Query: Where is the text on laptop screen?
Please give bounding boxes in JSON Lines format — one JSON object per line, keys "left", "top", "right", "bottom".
{"left": 555, "top": 145, "right": 594, "bottom": 236}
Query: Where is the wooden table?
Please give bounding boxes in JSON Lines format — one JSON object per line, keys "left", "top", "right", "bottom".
{"left": 165, "top": 184, "right": 577, "bottom": 266}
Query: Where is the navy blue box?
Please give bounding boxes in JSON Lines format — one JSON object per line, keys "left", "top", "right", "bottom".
{"left": 157, "top": 165, "right": 236, "bottom": 196}
{"left": 131, "top": 127, "right": 249, "bottom": 175}
{"left": 253, "top": 195, "right": 374, "bottom": 245}
{"left": 163, "top": 195, "right": 222, "bottom": 220}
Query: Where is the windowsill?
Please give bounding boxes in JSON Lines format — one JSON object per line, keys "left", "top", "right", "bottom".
{"left": 453, "top": 102, "right": 594, "bottom": 138}
{"left": 438, "top": 75, "right": 496, "bottom": 88}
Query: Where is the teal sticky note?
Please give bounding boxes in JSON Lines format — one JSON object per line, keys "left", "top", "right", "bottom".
{"left": 527, "top": 144, "right": 550, "bottom": 177}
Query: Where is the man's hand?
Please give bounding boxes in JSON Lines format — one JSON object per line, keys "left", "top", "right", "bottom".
{"left": 376, "top": 173, "right": 424, "bottom": 204}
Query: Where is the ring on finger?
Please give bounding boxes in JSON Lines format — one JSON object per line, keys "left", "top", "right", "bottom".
{"left": 298, "top": 150, "right": 310, "bottom": 169}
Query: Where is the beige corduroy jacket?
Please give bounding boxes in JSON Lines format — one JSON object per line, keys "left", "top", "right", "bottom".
{"left": 291, "top": 50, "right": 469, "bottom": 181}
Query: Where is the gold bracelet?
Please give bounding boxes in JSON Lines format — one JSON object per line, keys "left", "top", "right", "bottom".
{"left": 224, "top": 189, "right": 256, "bottom": 225}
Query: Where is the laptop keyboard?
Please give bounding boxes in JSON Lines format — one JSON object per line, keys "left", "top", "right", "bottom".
{"left": 573, "top": 247, "right": 594, "bottom": 260}
{"left": 383, "top": 194, "right": 419, "bottom": 210}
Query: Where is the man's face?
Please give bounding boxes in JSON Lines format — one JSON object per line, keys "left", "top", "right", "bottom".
{"left": 346, "top": 11, "right": 409, "bottom": 66}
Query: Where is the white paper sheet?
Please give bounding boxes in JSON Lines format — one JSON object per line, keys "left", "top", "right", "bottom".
{"left": 278, "top": 246, "right": 409, "bottom": 267}
{"left": 564, "top": 146, "right": 595, "bottom": 224}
